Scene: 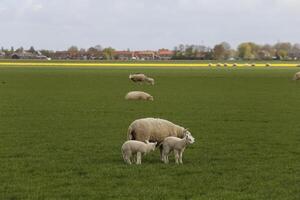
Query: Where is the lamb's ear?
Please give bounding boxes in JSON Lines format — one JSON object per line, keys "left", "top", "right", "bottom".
{"left": 145, "top": 140, "right": 149, "bottom": 144}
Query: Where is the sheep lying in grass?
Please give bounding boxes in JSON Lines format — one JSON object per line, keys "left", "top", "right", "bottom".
{"left": 127, "top": 118, "right": 192, "bottom": 161}
{"left": 293, "top": 72, "right": 300, "bottom": 80}
{"left": 129, "top": 73, "right": 155, "bottom": 85}
{"left": 121, "top": 140, "right": 157, "bottom": 164}
{"left": 160, "top": 133, "right": 195, "bottom": 164}
{"left": 125, "top": 91, "right": 153, "bottom": 101}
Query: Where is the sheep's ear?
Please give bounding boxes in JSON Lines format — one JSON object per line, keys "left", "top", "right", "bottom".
{"left": 145, "top": 140, "right": 149, "bottom": 144}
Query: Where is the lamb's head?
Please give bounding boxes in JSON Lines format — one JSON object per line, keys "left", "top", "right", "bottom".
{"left": 148, "top": 95, "right": 154, "bottom": 101}
{"left": 147, "top": 78, "right": 154, "bottom": 85}
{"left": 183, "top": 129, "right": 195, "bottom": 144}
{"left": 129, "top": 74, "right": 133, "bottom": 79}
{"left": 145, "top": 140, "right": 157, "bottom": 151}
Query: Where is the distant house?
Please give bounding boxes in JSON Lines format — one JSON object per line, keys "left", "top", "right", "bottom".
{"left": 11, "top": 51, "right": 48, "bottom": 60}
{"left": 0, "top": 51, "right": 5, "bottom": 58}
{"left": 134, "top": 51, "right": 155, "bottom": 60}
{"left": 157, "top": 49, "right": 174, "bottom": 60}
{"left": 114, "top": 51, "right": 134, "bottom": 60}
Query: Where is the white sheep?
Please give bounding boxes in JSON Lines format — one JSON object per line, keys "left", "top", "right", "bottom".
{"left": 127, "top": 118, "right": 193, "bottom": 161}
{"left": 129, "top": 73, "right": 155, "bottom": 85}
{"left": 121, "top": 140, "right": 157, "bottom": 164}
{"left": 293, "top": 71, "right": 300, "bottom": 80}
{"left": 125, "top": 91, "right": 153, "bottom": 101}
{"left": 160, "top": 133, "right": 195, "bottom": 164}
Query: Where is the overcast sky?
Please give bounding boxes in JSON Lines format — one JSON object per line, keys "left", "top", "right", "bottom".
{"left": 0, "top": 0, "right": 299, "bottom": 50}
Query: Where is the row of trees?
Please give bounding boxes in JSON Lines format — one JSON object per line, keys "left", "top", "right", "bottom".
{"left": 1, "top": 42, "right": 300, "bottom": 60}
{"left": 173, "top": 42, "right": 300, "bottom": 60}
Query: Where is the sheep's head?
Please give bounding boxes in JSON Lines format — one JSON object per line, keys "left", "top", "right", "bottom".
{"left": 147, "top": 78, "right": 154, "bottom": 85}
{"left": 129, "top": 74, "right": 132, "bottom": 79}
{"left": 148, "top": 96, "right": 154, "bottom": 101}
{"left": 145, "top": 140, "right": 157, "bottom": 151}
{"left": 184, "top": 129, "right": 195, "bottom": 144}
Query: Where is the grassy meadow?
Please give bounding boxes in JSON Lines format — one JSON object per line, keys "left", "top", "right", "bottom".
{"left": 0, "top": 64, "right": 299, "bottom": 199}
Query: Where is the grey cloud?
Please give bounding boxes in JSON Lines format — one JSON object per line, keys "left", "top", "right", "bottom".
{"left": 0, "top": 0, "right": 299, "bottom": 50}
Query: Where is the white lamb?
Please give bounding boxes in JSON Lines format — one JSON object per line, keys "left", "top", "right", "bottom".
{"left": 160, "top": 133, "right": 195, "bottom": 164}
{"left": 293, "top": 71, "right": 300, "bottom": 80}
{"left": 121, "top": 140, "right": 157, "bottom": 164}
{"left": 129, "top": 73, "right": 155, "bottom": 85}
{"left": 125, "top": 91, "right": 153, "bottom": 101}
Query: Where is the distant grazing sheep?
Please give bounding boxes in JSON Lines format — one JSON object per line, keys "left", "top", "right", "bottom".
{"left": 224, "top": 63, "right": 228, "bottom": 67}
{"left": 127, "top": 118, "right": 193, "bottom": 161}
{"left": 293, "top": 72, "right": 300, "bottom": 80}
{"left": 208, "top": 63, "right": 213, "bottom": 67}
{"left": 217, "top": 63, "right": 222, "bottom": 67}
{"left": 160, "top": 133, "right": 195, "bottom": 164}
{"left": 125, "top": 91, "right": 153, "bottom": 101}
{"left": 251, "top": 63, "right": 256, "bottom": 67}
{"left": 266, "top": 63, "right": 271, "bottom": 67}
{"left": 232, "top": 63, "right": 238, "bottom": 67}
{"left": 129, "top": 73, "right": 155, "bottom": 85}
{"left": 121, "top": 140, "right": 157, "bottom": 164}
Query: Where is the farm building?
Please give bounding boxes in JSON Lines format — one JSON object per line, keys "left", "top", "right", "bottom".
{"left": 157, "top": 49, "right": 174, "bottom": 60}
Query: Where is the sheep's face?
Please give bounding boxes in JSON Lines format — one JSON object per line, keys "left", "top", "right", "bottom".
{"left": 148, "top": 96, "right": 154, "bottom": 101}
{"left": 150, "top": 142, "right": 157, "bottom": 151}
{"left": 146, "top": 141, "right": 157, "bottom": 151}
{"left": 185, "top": 131, "right": 195, "bottom": 144}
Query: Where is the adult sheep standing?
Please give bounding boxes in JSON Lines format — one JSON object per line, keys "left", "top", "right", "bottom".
{"left": 127, "top": 118, "right": 193, "bottom": 161}
{"left": 293, "top": 72, "right": 300, "bottom": 80}
{"left": 125, "top": 91, "right": 153, "bottom": 101}
{"left": 129, "top": 73, "right": 155, "bottom": 85}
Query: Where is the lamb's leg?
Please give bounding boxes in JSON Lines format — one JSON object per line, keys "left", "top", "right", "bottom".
{"left": 125, "top": 154, "right": 132, "bottom": 165}
{"left": 159, "top": 146, "right": 164, "bottom": 162}
{"left": 174, "top": 150, "right": 180, "bottom": 164}
{"left": 136, "top": 152, "right": 142, "bottom": 164}
{"left": 179, "top": 150, "right": 183, "bottom": 164}
{"left": 179, "top": 148, "right": 185, "bottom": 164}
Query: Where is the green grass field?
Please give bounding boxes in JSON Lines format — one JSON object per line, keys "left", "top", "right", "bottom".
{"left": 0, "top": 65, "right": 299, "bottom": 199}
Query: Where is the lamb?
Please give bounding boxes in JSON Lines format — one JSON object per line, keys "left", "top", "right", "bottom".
{"left": 293, "top": 71, "right": 300, "bottom": 80}
{"left": 127, "top": 118, "right": 193, "bottom": 161}
{"left": 129, "top": 73, "right": 155, "bottom": 85}
{"left": 160, "top": 133, "right": 195, "bottom": 164}
{"left": 121, "top": 140, "right": 157, "bottom": 164}
{"left": 125, "top": 91, "right": 153, "bottom": 101}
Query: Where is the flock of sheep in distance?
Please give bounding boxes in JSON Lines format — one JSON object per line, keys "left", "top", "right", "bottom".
{"left": 122, "top": 73, "right": 195, "bottom": 165}
{"left": 121, "top": 70, "right": 300, "bottom": 165}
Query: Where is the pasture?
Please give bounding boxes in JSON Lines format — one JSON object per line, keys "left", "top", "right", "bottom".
{"left": 0, "top": 64, "right": 299, "bottom": 199}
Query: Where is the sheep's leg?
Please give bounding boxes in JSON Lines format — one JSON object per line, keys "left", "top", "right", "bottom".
{"left": 159, "top": 146, "right": 164, "bottom": 162}
{"left": 179, "top": 148, "right": 185, "bottom": 164}
{"left": 179, "top": 150, "right": 183, "bottom": 164}
{"left": 136, "top": 152, "right": 142, "bottom": 164}
{"left": 125, "top": 154, "right": 132, "bottom": 165}
{"left": 174, "top": 150, "right": 180, "bottom": 164}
